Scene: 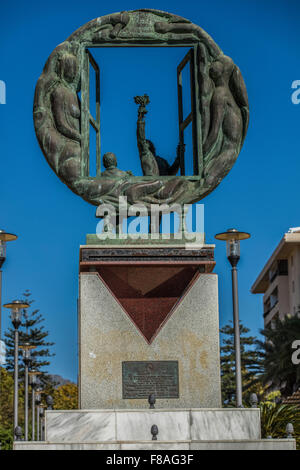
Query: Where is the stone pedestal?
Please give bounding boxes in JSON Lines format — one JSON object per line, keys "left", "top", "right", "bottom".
{"left": 44, "top": 408, "right": 263, "bottom": 441}
{"left": 13, "top": 238, "right": 296, "bottom": 451}
{"left": 13, "top": 409, "right": 296, "bottom": 450}
{"left": 78, "top": 240, "right": 221, "bottom": 409}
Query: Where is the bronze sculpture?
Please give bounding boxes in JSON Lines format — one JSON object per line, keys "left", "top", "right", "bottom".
{"left": 33, "top": 9, "right": 249, "bottom": 213}
{"left": 135, "top": 94, "right": 183, "bottom": 177}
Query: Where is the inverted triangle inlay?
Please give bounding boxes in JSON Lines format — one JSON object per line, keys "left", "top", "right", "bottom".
{"left": 96, "top": 266, "right": 199, "bottom": 344}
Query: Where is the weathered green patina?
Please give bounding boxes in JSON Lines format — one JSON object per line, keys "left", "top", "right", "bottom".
{"left": 33, "top": 9, "right": 249, "bottom": 211}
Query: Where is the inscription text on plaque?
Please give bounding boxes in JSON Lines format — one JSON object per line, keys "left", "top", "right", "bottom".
{"left": 122, "top": 361, "right": 179, "bottom": 399}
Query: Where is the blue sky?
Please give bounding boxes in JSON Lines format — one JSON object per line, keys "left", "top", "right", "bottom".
{"left": 1, "top": 0, "right": 300, "bottom": 381}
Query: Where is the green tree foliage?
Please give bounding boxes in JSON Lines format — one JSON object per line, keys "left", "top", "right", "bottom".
{"left": 52, "top": 383, "right": 78, "bottom": 410}
{"left": 0, "top": 425, "right": 13, "bottom": 451}
{"left": 0, "top": 369, "right": 78, "bottom": 449}
{"left": 4, "top": 290, "right": 55, "bottom": 383}
{"left": 220, "top": 322, "right": 264, "bottom": 406}
{"left": 0, "top": 367, "right": 25, "bottom": 449}
{"left": 0, "top": 368, "right": 14, "bottom": 428}
{"left": 257, "top": 315, "right": 300, "bottom": 397}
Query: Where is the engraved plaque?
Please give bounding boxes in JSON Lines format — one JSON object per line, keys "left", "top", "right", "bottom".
{"left": 122, "top": 361, "right": 179, "bottom": 399}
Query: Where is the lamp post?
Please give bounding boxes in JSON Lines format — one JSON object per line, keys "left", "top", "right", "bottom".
{"left": 3, "top": 300, "right": 29, "bottom": 438}
{"left": 19, "top": 343, "right": 36, "bottom": 441}
{"left": 29, "top": 369, "right": 41, "bottom": 440}
{"left": 0, "top": 230, "right": 17, "bottom": 344}
{"left": 39, "top": 405, "right": 46, "bottom": 441}
{"left": 215, "top": 228, "right": 250, "bottom": 408}
{"left": 35, "top": 387, "right": 42, "bottom": 441}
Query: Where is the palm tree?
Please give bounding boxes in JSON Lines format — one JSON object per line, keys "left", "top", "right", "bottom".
{"left": 257, "top": 315, "right": 300, "bottom": 397}
{"left": 260, "top": 402, "right": 300, "bottom": 448}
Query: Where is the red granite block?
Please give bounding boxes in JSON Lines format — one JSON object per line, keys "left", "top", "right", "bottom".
{"left": 96, "top": 265, "right": 199, "bottom": 343}
{"left": 120, "top": 297, "right": 178, "bottom": 342}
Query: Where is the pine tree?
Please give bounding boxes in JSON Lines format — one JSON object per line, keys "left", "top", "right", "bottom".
{"left": 4, "top": 290, "right": 55, "bottom": 383}
{"left": 220, "top": 322, "right": 264, "bottom": 406}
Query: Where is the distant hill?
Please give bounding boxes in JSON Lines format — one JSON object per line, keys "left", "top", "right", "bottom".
{"left": 49, "top": 374, "right": 75, "bottom": 388}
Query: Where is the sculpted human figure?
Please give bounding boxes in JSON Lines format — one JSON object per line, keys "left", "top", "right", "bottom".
{"left": 135, "top": 95, "right": 159, "bottom": 177}
{"left": 93, "top": 11, "right": 130, "bottom": 40}
{"left": 146, "top": 140, "right": 182, "bottom": 176}
{"left": 135, "top": 95, "right": 183, "bottom": 177}
{"left": 101, "top": 152, "right": 133, "bottom": 178}
{"left": 75, "top": 152, "right": 185, "bottom": 211}
{"left": 75, "top": 152, "right": 133, "bottom": 206}
{"left": 154, "top": 20, "right": 221, "bottom": 58}
{"left": 203, "top": 55, "right": 249, "bottom": 186}
{"left": 197, "top": 43, "right": 214, "bottom": 147}
{"left": 50, "top": 52, "right": 81, "bottom": 183}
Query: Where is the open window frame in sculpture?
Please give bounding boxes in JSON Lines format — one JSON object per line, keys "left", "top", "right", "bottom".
{"left": 34, "top": 9, "right": 249, "bottom": 210}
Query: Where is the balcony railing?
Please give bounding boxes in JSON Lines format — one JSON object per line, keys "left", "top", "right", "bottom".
{"left": 263, "top": 300, "right": 279, "bottom": 318}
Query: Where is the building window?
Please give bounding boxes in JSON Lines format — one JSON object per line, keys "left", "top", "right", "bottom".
{"left": 268, "top": 260, "right": 288, "bottom": 283}
{"left": 278, "top": 259, "right": 288, "bottom": 275}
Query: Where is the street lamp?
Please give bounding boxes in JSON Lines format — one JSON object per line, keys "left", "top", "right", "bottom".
{"left": 215, "top": 228, "right": 251, "bottom": 408}
{"left": 0, "top": 230, "right": 17, "bottom": 343}
{"left": 35, "top": 387, "right": 43, "bottom": 441}
{"left": 3, "top": 300, "right": 29, "bottom": 438}
{"left": 19, "top": 343, "right": 36, "bottom": 441}
{"left": 39, "top": 405, "right": 46, "bottom": 441}
{"left": 29, "top": 369, "right": 42, "bottom": 441}
{"left": 46, "top": 395, "right": 54, "bottom": 410}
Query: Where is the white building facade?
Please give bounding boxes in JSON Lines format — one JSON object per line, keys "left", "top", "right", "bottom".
{"left": 252, "top": 229, "right": 300, "bottom": 327}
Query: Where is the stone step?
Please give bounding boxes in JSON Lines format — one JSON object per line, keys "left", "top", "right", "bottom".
{"left": 14, "top": 439, "right": 296, "bottom": 451}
